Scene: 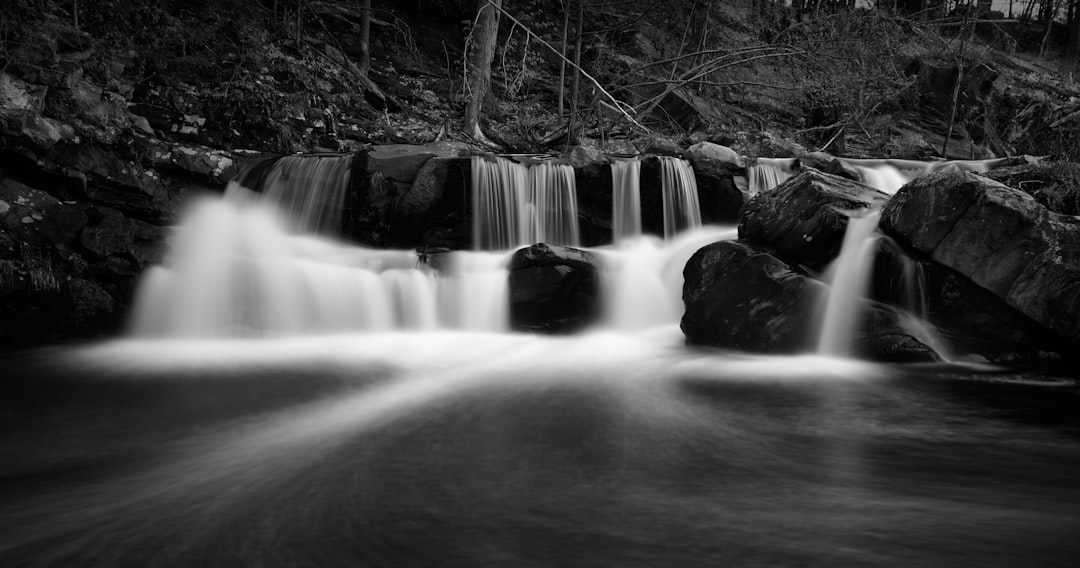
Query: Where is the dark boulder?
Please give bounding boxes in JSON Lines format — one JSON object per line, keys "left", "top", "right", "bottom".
{"left": 881, "top": 172, "right": 1080, "bottom": 343}
{"left": 798, "top": 152, "right": 863, "bottom": 181}
{"left": 682, "top": 240, "right": 938, "bottom": 362}
{"left": 872, "top": 237, "right": 1071, "bottom": 364}
{"left": 508, "top": 243, "right": 599, "bottom": 334}
{"left": 686, "top": 142, "right": 746, "bottom": 224}
{"left": 738, "top": 169, "right": 889, "bottom": 269}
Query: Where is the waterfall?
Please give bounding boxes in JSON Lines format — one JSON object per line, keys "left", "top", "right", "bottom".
{"left": 599, "top": 226, "right": 737, "bottom": 332}
{"left": 132, "top": 150, "right": 520, "bottom": 337}
{"left": 258, "top": 154, "right": 355, "bottom": 234}
{"left": 471, "top": 156, "right": 530, "bottom": 250}
{"left": 658, "top": 156, "right": 702, "bottom": 239}
{"left": 816, "top": 210, "right": 882, "bottom": 356}
{"left": 746, "top": 157, "right": 796, "bottom": 196}
{"left": 611, "top": 157, "right": 642, "bottom": 245}
{"left": 471, "top": 156, "right": 580, "bottom": 250}
{"left": 528, "top": 161, "right": 580, "bottom": 247}
{"left": 851, "top": 164, "right": 908, "bottom": 195}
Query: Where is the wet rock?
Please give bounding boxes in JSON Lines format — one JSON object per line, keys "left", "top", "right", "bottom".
{"left": 147, "top": 141, "right": 238, "bottom": 184}
{"left": 0, "top": 72, "right": 78, "bottom": 150}
{"left": 363, "top": 142, "right": 467, "bottom": 183}
{"left": 682, "top": 240, "right": 938, "bottom": 362}
{"left": 56, "top": 145, "right": 178, "bottom": 221}
{"left": 508, "top": 243, "right": 600, "bottom": 334}
{"left": 798, "top": 152, "right": 862, "bottom": 181}
{"left": 881, "top": 172, "right": 1080, "bottom": 343}
{"left": 871, "top": 237, "right": 1071, "bottom": 364}
{"left": 0, "top": 176, "right": 61, "bottom": 246}
{"left": 68, "top": 277, "right": 119, "bottom": 324}
{"left": 639, "top": 137, "right": 683, "bottom": 157}
{"left": 687, "top": 142, "right": 744, "bottom": 169}
{"left": 79, "top": 210, "right": 133, "bottom": 260}
{"left": 738, "top": 169, "right": 889, "bottom": 269}
{"left": 394, "top": 156, "right": 450, "bottom": 218}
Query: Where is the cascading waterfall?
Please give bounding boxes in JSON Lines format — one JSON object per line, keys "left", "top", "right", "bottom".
{"left": 658, "top": 156, "right": 703, "bottom": 239}
{"left": 528, "top": 161, "right": 580, "bottom": 247}
{"left": 816, "top": 209, "right": 882, "bottom": 356}
{"left": 132, "top": 153, "right": 517, "bottom": 337}
{"left": 611, "top": 157, "right": 642, "bottom": 245}
{"left": 131, "top": 150, "right": 1014, "bottom": 346}
{"left": 471, "top": 156, "right": 529, "bottom": 250}
{"left": 471, "top": 156, "right": 580, "bottom": 250}
{"left": 599, "top": 226, "right": 738, "bottom": 332}
{"left": 746, "top": 157, "right": 796, "bottom": 197}
{"left": 259, "top": 154, "right": 355, "bottom": 234}
{"left": 742, "top": 157, "right": 1013, "bottom": 197}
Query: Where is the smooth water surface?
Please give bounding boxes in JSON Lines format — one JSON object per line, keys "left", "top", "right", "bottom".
{"left": 1, "top": 333, "right": 1078, "bottom": 567}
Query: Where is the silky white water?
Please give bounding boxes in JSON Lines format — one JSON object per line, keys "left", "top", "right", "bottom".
{"left": 817, "top": 209, "right": 883, "bottom": 356}
{"left": 611, "top": 157, "right": 642, "bottom": 245}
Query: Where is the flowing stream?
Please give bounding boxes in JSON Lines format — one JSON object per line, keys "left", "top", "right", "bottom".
{"left": 2, "top": 152, "right": 1076, "bottom": 567}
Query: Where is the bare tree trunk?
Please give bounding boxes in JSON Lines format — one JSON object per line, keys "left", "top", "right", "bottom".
{"left": 72, "top": 0, "right": 79, "bottom": 31}
{"left": 358, "top": 0, "right": 371, "bottom": 76}
{"left": 295, "top": 0, "right": 304, "bottom": 52}
{"left": 1040, "top": 0, "right": 1057, "bottom": 57}
{"left": 464, "top": 0, "right": 502, "bottom": 140}
{"left": 570, "top": 0, "right": 583, "bottom": 113}
{"left": 558, "top": 0, "right": 569, "bottom": 117}
{"left": 1068, "top": 0, "right": 1080, "bottom": 61}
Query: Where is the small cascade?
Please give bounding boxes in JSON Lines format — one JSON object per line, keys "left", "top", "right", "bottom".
{"left": 471, "top": 156, "right": 580, "bottom": 250}
{"left": 599, "top": 226, "right": 737, "bottom": 332}
{"left": 611, "top": 157, "right": 642, "bottom": 245}
{"left": 471, "top": 156, "right": 529, "bottom": 250}
{"left": 132, "top": 184, "right": 513, "bottom": 338}
{"left": 816, "top": 209, "right": 882, "bottom": 356}
{"left": 528, "top": 161, "right": 580, "bottom": 247}
{"left": 258, "top": 154, "right": 355, "bottom": 234}
{"left": 747, "top": 157, "right": 796, "bottom": 196}
{"left": 851, "top": 164, "right": 910, "bottom": 195}
{"left": 658, "top": 156, "right": 702, "bottom": 239}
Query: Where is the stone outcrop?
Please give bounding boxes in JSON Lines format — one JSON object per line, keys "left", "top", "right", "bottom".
{"left": 881, "top": 172, "right": 1080, "bottom": 343}
{"left": 686, "top": 142, "right": 747, "bottom": 224}
{"left": 508, "top": 243, "right": 600, "bottom": 334}
{"left": 739, "top": 169, "right": 890, "bottom": 268}
{"left": 681, "top": 240, "right": 938, "bottom": 362}
{"left": 871, "top": 237, "right": 1070, "bottom": 363}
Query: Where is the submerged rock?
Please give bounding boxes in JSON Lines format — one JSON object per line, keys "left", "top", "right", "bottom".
{"left": 508, "top": 243, "right": 599, "bottom": 334}
{"left": 681, "top": 240, "right": 938, "bottom": 362}
{"left": 881, "top": 172, "right": 1080, "bottom": 343}
{"left": 738, "top": 169, "right": 889, "bottom": 268}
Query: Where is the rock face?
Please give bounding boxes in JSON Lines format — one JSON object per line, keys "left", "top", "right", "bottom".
{"left": 739, "top": 169, "right": 890, "bottom": 268}
{"left": 686, "top": 142, "right": 747, "bottom": 224}
{"left": 881, "top": 172, "right": 1080, "bottom": 343}
{"left": 681, "top": 240, "right": 938, "bottom": 362}
{"left": 508, "top": 243, "right": 599, "bottom": 334}
{"left": 872, "top": 237, "right": 1070, "bottom": 362}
